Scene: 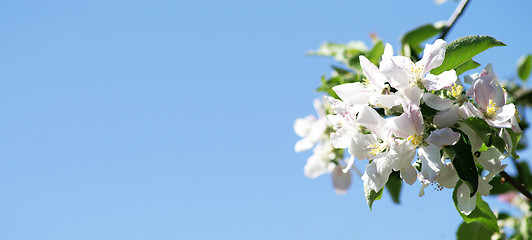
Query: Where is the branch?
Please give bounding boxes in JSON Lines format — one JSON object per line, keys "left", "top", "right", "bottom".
{"left": 500, "top": 171, "right": 532, "bottom": 201}
{"left": 438, "top": 0, "right": 471, "bottom": 40}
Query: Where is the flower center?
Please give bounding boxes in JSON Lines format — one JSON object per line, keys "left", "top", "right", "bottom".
{"left": 485, "top": 99, "right": 499, "bottom": 118}
{"left": 407, "top": 134, "right": 423, "bottom": 147}
{"left": 369, "top": 141, "right": 386, "bottom": 156}
{"left": 450, "top": 84, "right": 463, "bottom": 98}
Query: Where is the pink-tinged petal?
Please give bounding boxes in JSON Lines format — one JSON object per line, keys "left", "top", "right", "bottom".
{"left": 388, "top": 112, "right": 417, "bottom": 139}
{"left": 486, "top": 118, "right": 512, "bottom": 129}
{"left": 422, "top": 70, "right": 457, "bottom": 91}
{"left": 294, "top": 115, "right": 316, "bottom": 137}
{"left": 360, "top": 55, "right": 387, "bottom": 88}
{"left": 423, "top": 93, "right": 455, "bottom": 111}
{"left": 402, "top": 87, "right": 423, "bottom": 107}
{"left": 471, "top": 78, "right": 495, "bottom": 109}
{"left": 419, "top": 39, "right": 446, "bottom": 75}
{"left": 361, "top": 157, "right": 393, "bottom": 192}
{"left": 332, "top": 82, "right": 374, "bottom": 106}
{"left": 332, "top": 165, "right": 351, "bottom": 195}
{"left": 511, "top": 116, "right": 522, "bottom": 133}
{"left": 425, "top": 128, "right": 460, "bottom": 148}
{"left": 434, "top": 104, "right": 460, "bottom": 128}
{"left": 369, "top": 94, "right": 402, "bottom": 109}
{"left": 418, "top": 144, "right": 442, "bottom": 183}
{"left": 458, "top": 123, "right": 483, "bottom": 152}
{"left": 456, "top": 183, "right": 476, "bottom": 215}
{"left": 459, "top": 102, "right": 483, "bottom": 119}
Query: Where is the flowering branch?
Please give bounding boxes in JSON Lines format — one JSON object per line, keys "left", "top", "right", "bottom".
{"left": 439, "top": 0, "right": 471, "bottom": 40}
{"left": 500, "top": 171, "right": 532, "bottom": 201}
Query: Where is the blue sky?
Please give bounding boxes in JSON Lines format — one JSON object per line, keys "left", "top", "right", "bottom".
{"left": 0, "top": 1, "right": 531, "bottom": 239}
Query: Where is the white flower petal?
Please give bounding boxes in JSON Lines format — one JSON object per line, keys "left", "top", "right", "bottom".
{"left": 361, "top": 157, "right": 393, "bottom": 192}
{"left": 419, "top": 39, "right": 446, "bottom": 74}
{"left": 436, "top": 163, "right": 458, "bottom": 188}
{"left": 332, "top": 82, "right": 374, "bottom": 106}
{"left": 425, "top": 128, "right": 460, "bottom": 148}
{"left": 422, "top": 70, "right": 457, "bottom": 91}
{"left": 294, "top": 115, "right": 316, "bottom": 137}
{"left": 423, "top": 93, "right": 455, "bottom": 111}
{"left": 369, "top": 94, "right": 402, "bottom": 109}
{"left": 418, "top": 144, "right": 443, "bottom": 183}
{"left": 295, "top": 138, "right": 314, "bottom": 152}
{"left": 457, "top": 183, "right": 476, "bottom": 215}
{"left": 458, "top": 123, "right": 483, "bottom": 152}
{"left": 360, "top": 55, "right": 388, "bottom": 88}
{"left": 304, "top": 154, "right": 329, "bottom": 178}
{"left": 434, "top": 104, "right": 460, "bottom": 128}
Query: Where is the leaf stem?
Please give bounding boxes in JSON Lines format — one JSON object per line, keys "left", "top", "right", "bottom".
{"left": 439, "top": 0, "right": 471, "bottom": 40}
{"left": 500, "top": 171, "right": 532, "bottom": 201}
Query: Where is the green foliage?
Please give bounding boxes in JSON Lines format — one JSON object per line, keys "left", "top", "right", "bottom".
{"left": 364, "top": 184, "right": 383, "bottom": 210}
{"left": 456, "top": 222, "right": 494, "bottom": 240}
{"left": 400, "top": 22, "right": 445, "bottom": 54}
{"left": 455, "top": 59, "right": 481, "bottom": 76}
{"left": 453, "top": 182, "right": 500, "bottom": 233}
{"left": 385, "top": 171, "right": 402, "bottom": 204}
{"left": 366, "top": 41, "right": 385, "bottom": 65}
{"left": 517, "top": 54, "right": 532, "bottom": 81}
{"left": 507, "top": 129, "right": 521, "bottom": 159}
{"left": 449, "top": 134, "right": 479, "bottom": 196}
{"left": 489, "top": 175, "right": 513, "bottom": 195}
{"left": 462, "top": 117, "right": 494, "bottom": 147}
{"left": 431, "top": 35, "right": 506, "bottom": 75}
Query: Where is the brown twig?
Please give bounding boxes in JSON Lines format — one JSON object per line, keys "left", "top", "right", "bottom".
{"left": 500, "top": 171, "right": 532, "bottom": 201}
{"left": 439, "top": 0, "right": 471, "bottom": 41}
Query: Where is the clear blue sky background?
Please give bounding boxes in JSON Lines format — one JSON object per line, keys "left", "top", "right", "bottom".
{"left": 1, "top": 1, "right": 531, "bottom": 239}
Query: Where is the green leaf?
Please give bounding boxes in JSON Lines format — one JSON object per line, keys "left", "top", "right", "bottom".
{"left": 431, "top": 35, "right": 506, "bottom": 75}
{"left": 461, "top": 117, "right": 494, "bottom": 147}
{"left": 400, "top": 23, "right": 445, "bottom": 53}
{"left": 309, "top": 41, "right": 368, "bottom": 57}
{"left": 491, "top": 135, "right": 506, "bottom": 156}
{"left": 455, "top": 59, "right": 481, "bottom": 76}
{"left": 517, "top": 161, "right": 532, "bottom": 190}
{"left": 364, "top": 183, "right": 383, "bottom": 210}
{"left": 453, "top": 181, "right": 500, "bottom": 233}
{"left": 489, "top": 175, "right": 513, "bottom": 195}
{"left": 517, "top": 54, "right": 532, "bottom": 81}
{"left": 450, "top": 133, "right": 479, "bottom": 196}
{"left": 456, "top": 222, "right": 495, "bottom": 240}
{"left": 385, "top": 171, "right": 402, "bottom": 204}
{"left": 506, "top": 129, "right": 521, "bottom": 159}
{"left": 366, "top": 41, "right": 385, "bottom": 66}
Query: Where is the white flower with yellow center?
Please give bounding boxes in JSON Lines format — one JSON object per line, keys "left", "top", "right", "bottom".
{"left": 380, "top": 39, "right": 457, "bottom": 92}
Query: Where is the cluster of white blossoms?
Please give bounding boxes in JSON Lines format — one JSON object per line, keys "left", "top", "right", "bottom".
{"left": 295, "top": 39, "right": 521, "bottom": 214}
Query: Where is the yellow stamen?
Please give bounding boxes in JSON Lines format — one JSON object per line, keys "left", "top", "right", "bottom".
{"left": 369, "top": 142, "right": 385, "bottom": 156}
{"left": 486, "top": 99, "right": 499, "bottom": 117}
{"left": 407, "top": 134, "right": 423, "bottom": 147}
{"left": 515, "top": 109, "right": 522, "bottom": 122}
{"left": 450, "top": 84, "right": 463, "bottom": 98}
